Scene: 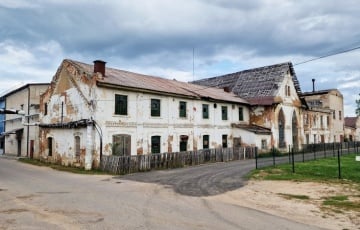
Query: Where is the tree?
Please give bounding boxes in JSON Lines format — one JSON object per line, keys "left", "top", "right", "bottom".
{"left": 356, "top": 94, "right": 360, "bottom": 116}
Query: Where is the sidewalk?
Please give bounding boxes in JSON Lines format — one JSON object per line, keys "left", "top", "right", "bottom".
{"left": 0, "top": 154, "right": 21, "bottom": 160}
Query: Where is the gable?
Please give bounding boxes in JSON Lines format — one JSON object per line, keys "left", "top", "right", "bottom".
{"left": 192, "top": 62, "right": 302, "bottom": 105}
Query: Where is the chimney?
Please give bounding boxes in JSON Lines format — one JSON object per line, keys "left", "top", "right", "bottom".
{"left": 312, "top": 78, "right": 315, "bottom": 92}
{"left": 223, "top": 86, "right": 231, "bottom": 93}
{"left": 93, "top": 60, "right": 106, "bottom": 76}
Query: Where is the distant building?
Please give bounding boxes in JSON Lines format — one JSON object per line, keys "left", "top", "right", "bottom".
{"left": 344, "top": 116, "right": 360, "bottom": 141}
{"left": 302, "top": 89, "right": 344, "bottom": 143}
{"left": 1, "top": 84, "right": 49, "bottom": 157}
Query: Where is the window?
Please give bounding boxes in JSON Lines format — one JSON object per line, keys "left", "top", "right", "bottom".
{"left": 222, "top": 135, "right": 228, "bottom": 148}
{"left": 306, "top": 134, "right": 309, "bottom": 144}
{"left": 179, "top": 135, "right": 188, "bottom": 152}
{"left": 327, "top": 116, "right": 330, "bottom": 126}
{"left": 75, "top": 136, "right": 80, "bottom": 156}
{"left": 115, "top": 95, "right": 128, "bottom": 115}
{"left": 314, "top": 134, "right": 317, "bottom": 143}
{"left": 44, "top": 103, "right": 48, "bottom": 115}
{"left": 202, "top": 104, "right": 209, "bottom": 119}
{"left": 339, "top": 111, "right": 342, "bottom": 120}
{"left": 151, "top": 136, "right": 161, "bottom": 154}
{"left": 151, "top": 99, "right": 161, "bottom": 117}
{"left": 239, "top": 107, "right": 244, "bottom": 121}
{"left": 203, "top": 135, "right": 209, "bottom": 149}
{"left": 333, "top": 111, "right": 336, "bottom": 119}
{"left": 285, "top": 85, "right": 291, "bottom": 96}
{"left": 179, "top": 101, "right": 186, "bottom": 118}
{"left": 47, "top": 137, "right": 53, "bottom": 157}
{"left": 261, "top": 139, "right": 267, "bottom": 149}
{"left": 320, "top": 115, "right": 323, "bottom": 128}
{"left": 221, "top": 106, "right": 228, "bottom": 120}
{"left": 113, "top": 134, "right": 131, "bottom": 156}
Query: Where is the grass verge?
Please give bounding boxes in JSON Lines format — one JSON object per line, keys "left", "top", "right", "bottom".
{"left": 249, "top": 153, "right": 360, "bottom": 213}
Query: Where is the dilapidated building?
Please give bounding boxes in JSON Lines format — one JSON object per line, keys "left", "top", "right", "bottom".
{"left": 39, "top": 59, "right": 270, "bottom": 169}
{"left": 302, "top": 89, "right": 344, "bottom": 143}
{"left": 193, "top": 62, "right": 306, "bottom": 150}
{"left": 344, "top": 116, "right": 360, "bottom": 142}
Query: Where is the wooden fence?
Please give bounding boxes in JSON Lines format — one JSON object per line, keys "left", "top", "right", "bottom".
{"left": 100, "top": 146, "right": 257, "bottom": 175}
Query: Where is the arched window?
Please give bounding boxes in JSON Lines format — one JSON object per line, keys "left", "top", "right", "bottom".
{"left": 75, "top": 136, "right": 80, "bottom": 156}
{"left": 278, "top": 109, "right": 285, "bottom": 148}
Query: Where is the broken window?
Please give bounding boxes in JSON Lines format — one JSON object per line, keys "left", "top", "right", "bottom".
{"left": 202, "top": 104, "right": 209, "bottom": 119}
{"left": 112, "top": 134, "right": 131, "bottom": 156}
{"left": 151, "top": 99, "right": 161, "bottom": 117}
{"left": 115, "top": 94, "right": 127, "bottom": 115}
{"left": 179, "top": 101, "right": 186, "bottom": 118}
{"left": 261, "top": 139, "right": 267, "bottom": 149}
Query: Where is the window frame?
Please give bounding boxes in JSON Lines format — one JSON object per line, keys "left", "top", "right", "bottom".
{"left": 202, "top": 104, "right": 209, "bottom": 119}
{"left": 238, "top": 107, "right": 244, "bottom": 121}
{"left": 115, "top": 94, "right": 128, "bottom": 115}
{"left": 221, "top": 106, "right": 228, "bottom": 120}
{"left": 179, "top": 101, "right": 187, "bottom": 118}
{"left": 151, "top": 99, "right": 161, "bottom": 117}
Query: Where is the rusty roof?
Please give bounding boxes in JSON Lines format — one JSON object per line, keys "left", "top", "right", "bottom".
{"left": 65, "top": 59, "right": 248, "bottom": 105}
{"left": 192, "top": 62, "right": 301, "bottom": 105}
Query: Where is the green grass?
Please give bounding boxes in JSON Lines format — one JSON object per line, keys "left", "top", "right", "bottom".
{"left": 250, "top": 153, "right": 360, "bottom": 213}
{"left": 18, "top": 158, "right": 109, "bottom": 175}
{"left": 251, "top": 153, "right": 360, "bottom": 183}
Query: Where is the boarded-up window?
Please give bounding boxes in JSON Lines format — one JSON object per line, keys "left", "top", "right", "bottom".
{"left": 115, "top": 94, "right": 128, "bottom": 115}
{"left": 75, "top": 136, "right": 80, "bottom": 156}
{"left": 112, "top": 134, "right": 131, "bottom": 156}
{"left": 233, "top": 137, "right": 241, "bottom": 147}
{"left": 151, "top": 99, "right": 161, "bottom": 117}
{"left": 151, "top": 136, "right": 161, "bottom": 154}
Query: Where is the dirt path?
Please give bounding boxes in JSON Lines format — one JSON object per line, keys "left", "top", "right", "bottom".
{"left": 208, "top": 180, "right": 360, "bottom": 230}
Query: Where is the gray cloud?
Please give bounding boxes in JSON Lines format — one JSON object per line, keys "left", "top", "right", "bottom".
{"left": 0, "top": 0, "right": 360, "bottom": 115}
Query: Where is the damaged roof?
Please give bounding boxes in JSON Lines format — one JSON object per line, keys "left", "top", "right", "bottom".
{"left": 65, "top": 59, "right": 248, "bottom": 105}
{"left": 344, "top": 117, "right": 357, "bottom": 128}
{"left": 192, "top": 62, "right": 301, "bottom": 105}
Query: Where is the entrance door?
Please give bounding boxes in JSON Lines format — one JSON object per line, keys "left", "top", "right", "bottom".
{"left": 17, "top": 139, "right": 21, "bottom": 157}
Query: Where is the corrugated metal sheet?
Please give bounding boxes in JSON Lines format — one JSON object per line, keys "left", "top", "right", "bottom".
{"left": 66, "top": 59, "right": 249, "bottom": 105}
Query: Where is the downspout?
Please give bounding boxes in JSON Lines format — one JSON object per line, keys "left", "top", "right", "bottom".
{"left": 26, "top": 87, "right": 30, "bottom": 157}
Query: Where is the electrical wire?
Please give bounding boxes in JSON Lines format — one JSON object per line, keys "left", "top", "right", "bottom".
{"left": 294, "top": 45, "right": 360, "bottom": 66}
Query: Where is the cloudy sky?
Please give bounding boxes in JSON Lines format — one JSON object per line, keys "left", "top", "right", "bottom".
{"left": 1, "top": 0, "right": 360, "bottom": 116}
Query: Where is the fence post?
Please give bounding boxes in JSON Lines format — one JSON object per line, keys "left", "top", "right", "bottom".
{"left": 332, "top": 142, "right": 335, "bottom": 157}
{"left": 337, "top": 148, "right": 341, "bottom": 179}
{"left": 288, "top": 145, "right": 291, "bottom": 164}
{"left": 291, "top": 147, "right": 295, "bottom": 173}
{"left": 255, "top": 147, "right": 258, "bottom": 169}
{"left": 313, "top": 144, "right": 316, "bottom": 160}
{"left": 348, "top": 141, "right": 350, "bottom": 154}
{"left": 324, "top": 143, "right": 326, "bottom": 158}
{"left": 302, "top": 147, "right": 305, "bottom": 162}
{"left": 272, "top": 147, "right": 276, "bottom": 166}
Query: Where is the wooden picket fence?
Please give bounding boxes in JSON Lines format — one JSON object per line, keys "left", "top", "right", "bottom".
{"left": 100, "top": 146, "right": 256, "bottom": 175}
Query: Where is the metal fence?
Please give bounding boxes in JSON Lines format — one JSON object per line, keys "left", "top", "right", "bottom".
{"left": 100, "top": 146, "right": 257, "bottom": 175}
{"left": 255, "top": 141, "right": 360, "bottom": 177}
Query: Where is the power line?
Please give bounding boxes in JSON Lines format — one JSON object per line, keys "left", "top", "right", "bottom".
{"left": 294, "top": 45, "right": 360, "bottom": 66}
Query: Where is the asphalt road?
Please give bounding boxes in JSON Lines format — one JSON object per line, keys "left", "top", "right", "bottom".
{"left": 0, "top": 157, "right": 324, "bottom": 230}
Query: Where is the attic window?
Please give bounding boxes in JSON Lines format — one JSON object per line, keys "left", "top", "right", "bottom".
{"left": 285, "top": 85, "right": 291, "bottom": 96}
